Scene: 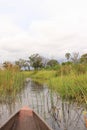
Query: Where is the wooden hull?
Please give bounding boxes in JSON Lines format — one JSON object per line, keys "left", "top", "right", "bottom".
{"left": 0, "top": 106, "right": 53, "bottom": 130}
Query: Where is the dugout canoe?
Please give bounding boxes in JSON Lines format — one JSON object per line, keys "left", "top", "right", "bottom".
{"left": 0, "top": 106, "right": 53, "bottom": 130}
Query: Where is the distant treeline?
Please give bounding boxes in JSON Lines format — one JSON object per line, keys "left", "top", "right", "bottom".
{"left": 1, "top": 52, "right": 87, "bottom": 73}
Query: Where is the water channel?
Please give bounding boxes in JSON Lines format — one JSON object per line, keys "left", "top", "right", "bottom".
{"left": 0, "top": 79, "right": 87, "bottom": 130}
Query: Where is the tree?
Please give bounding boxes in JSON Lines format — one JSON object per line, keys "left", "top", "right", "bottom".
{"left": 80, "top": 53, "right": 87, "bottom": 64}
{"left": 3, "top": 61, "right": 13, "bottom": 69}
{"left": 15, "top": 59, "right": 25, "bottom": 69}
{"left": 71, "top": 52, "right": 79, "bottom": 64}
{"left": 47, "top": 59, "right": 59, "bottom": 67}
{"left": 41, "top": 57, "right": 49, "bottom": 68}
{"left": 65, "top": 52, "right": 71, "bottom": 61}
{"left": 3, "top": 61, "right": 19, "bottom": 71}
{"left": 29, "top": 53, "right": 43, "bottom": 70}
{"left": 15, "top": 59, "right": 30, "bottom": 70}
{"left": 24, "top": 60, "right": 30, "bottom": 70}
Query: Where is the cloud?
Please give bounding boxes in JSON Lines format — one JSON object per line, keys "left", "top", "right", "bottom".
{"left": 0, "top": 18, "right": 86, "bottom": 62}
{"left": 0, "top": 0, "right": 87, "bottom": 62}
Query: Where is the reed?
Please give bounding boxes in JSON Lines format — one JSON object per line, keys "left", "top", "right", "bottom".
{"left": 25, "top": 70, "right": 87, "bottom": 103}
{"left": 0, "top": 69, "right": 25, "bottom": 99}
{"left": 48, "top": 73, "right": 87, "bottom": 103}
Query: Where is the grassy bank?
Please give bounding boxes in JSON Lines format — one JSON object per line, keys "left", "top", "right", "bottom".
{"left": 24, "top": 70, "right": 87, "bottom": 103}
{"left": 0, "top": 69, "right": 25, "bottom": 99}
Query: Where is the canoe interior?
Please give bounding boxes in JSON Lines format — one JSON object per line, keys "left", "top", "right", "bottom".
{"left": 0, "top": 107, "right": 52, "bottom": 130}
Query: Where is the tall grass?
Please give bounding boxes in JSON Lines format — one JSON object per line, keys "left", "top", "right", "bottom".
{"left": 23, "top": 70, "right": 56, "bottom": 84}
{"left": 25, "top": 70, "right": 87, "bottom": 103}
{"left": 0, "top": 69, "right": 25, "bottom": 99}
{"left": 48, "top": 72, "right": 87, "bottom": 103}
{"left": 23, "top": 70, "right": 56, "bottom": 79}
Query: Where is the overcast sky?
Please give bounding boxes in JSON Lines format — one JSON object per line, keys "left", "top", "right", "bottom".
{"left": 0, "top": 0, "right": 87, "bottom": 62}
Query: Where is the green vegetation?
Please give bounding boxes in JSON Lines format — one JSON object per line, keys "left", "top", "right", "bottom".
{"left": 0, "top": 65, "right": 25, "bottom": 100}
{"left": 21, "top": 52, "right": 87, "bottom": 104}
{"left": 49, "top": 73, "right": 87, "bottom": 103}
{"left": 24, "top": 64, "right": 87, "bottom": 104}
{"left": 29, "top": 53, "right": 43, "bottom": 70}
{"left": 0, "top": 52, "right": 87, "bottom": 104}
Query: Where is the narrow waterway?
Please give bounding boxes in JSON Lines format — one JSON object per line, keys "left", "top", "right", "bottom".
{"left": 0, "top": 79, "right": 87, "bottom": 130}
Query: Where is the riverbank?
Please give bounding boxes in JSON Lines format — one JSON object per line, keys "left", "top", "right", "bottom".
{"left": 24, "top": 70, "right": 87, "bottom": 103}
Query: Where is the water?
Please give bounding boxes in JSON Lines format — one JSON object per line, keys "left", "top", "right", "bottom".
{"left": 0, "top": 79, "right": 87, "bottom": 130}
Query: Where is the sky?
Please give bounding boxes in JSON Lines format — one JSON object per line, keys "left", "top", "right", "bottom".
{"left": 0, "top": 0, "right": 87, "bottom": 62}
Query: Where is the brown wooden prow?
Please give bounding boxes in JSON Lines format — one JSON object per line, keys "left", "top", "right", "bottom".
{"left": 0, "top": 106, "right": 53, "bottom": 130}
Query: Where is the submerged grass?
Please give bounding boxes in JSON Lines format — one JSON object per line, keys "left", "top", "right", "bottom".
{"left": 24, "top": 70, "right": 87, "bottom": 103}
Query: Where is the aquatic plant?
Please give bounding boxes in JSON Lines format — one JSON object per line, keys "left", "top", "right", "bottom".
{"left": 0, "top": 69, "right": 25, "bottom": 100}
{"left": 25, "top": 70, "right": 87, "bottom": 103}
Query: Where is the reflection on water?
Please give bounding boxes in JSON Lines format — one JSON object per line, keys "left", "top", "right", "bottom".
{"left": 0, "top": 80, "right": 87, "bottom": 130}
